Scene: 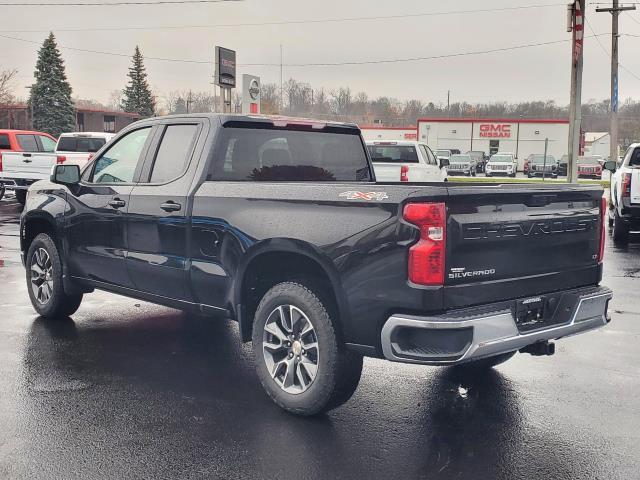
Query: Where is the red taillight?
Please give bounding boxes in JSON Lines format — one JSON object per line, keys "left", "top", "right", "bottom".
{"left": 403, "top": 202, "right": 446, "bottom": 286}
{"left": 598, "top": 196, "right": 607, "bottom": 263}
{"left": 400, "top": 165, "right": 409, "bottom": 182}
{"left": 87, "top": 153, "right": 94, "bottom": 162}
{"left": 0, "top": 153, "right": 3, "bottom": 172}
{"left": 622, "top": 173, "right": 631, "bottom": 197}
{"left": 596, "top": 166, "right": 602, "bottom": 175}
{"left": 56, "top": 155, "right": 66, "bottom": 164}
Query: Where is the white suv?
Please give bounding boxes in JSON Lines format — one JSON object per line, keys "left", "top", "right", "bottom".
{"left": 485, "top": 153, "right": 517, "bottom": 177}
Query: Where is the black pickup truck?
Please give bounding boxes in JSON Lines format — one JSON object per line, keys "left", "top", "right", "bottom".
{"left": 20, "top": 114, "right": 612, "bottom": 415}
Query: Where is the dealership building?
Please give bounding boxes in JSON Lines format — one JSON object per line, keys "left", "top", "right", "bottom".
{"left": 417, "top": 118, "right": 570, "bottom": 165}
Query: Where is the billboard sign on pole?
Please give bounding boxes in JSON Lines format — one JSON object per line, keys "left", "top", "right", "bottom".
{"left": 242, "top": 74, "right": 261, "bottom": 114}
{"left": 214, "top": 46, "right": 236, "bottom": 88}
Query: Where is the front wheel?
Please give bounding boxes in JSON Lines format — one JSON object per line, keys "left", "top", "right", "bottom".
{"left": 0, "top": 184, "right": 4, "bottom": 201}
{"left": 26, "top": 233, "right": 83, "bottom": 318}
{"left": 252, "top": 281, "right": 363, "bottom": 416}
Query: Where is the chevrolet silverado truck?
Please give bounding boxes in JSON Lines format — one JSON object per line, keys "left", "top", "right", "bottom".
{"left": 0, "top": 129, "right": 58, "bottom": 203}
{"left": 20, "top": 114, "right": 612, "bottom": 415}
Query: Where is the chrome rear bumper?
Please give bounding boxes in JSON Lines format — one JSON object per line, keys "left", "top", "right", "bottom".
{"left": 381, "top": 285, "right": 612, "bottom": 365}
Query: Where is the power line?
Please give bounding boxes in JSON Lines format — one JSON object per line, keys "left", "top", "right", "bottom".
{"left": 0, "top": 32, "right": 593, "bottom": 67}
{"left": 0, "top": 0, "right": 239, "bottom": 5}
{"left": 0, "top": 3, "right": 567, "bottom": 32}
{"left": 585, "top": 17, "right": 640, "bottom": 82}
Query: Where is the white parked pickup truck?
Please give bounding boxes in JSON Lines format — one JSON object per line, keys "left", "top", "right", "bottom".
{"left": 366, "top": 141, "right": 448, "bottom": 182}
{"left": 55, "top": 132, "right": 115, "bottom": 167}
{"left": 606, "top": 144, "right": 640, "bottom": 243}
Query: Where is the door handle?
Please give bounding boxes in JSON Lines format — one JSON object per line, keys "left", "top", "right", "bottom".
{"left": 160, "top": 201, "right": 181, "bottom": 212}
{"left": 108, "top": 198, "right": 126, "bottom": 209}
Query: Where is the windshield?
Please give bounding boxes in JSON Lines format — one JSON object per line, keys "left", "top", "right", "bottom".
{"left": 579, "top": 156, "right": 600, "bottom": 165}
{"left": 467, "top": 151, "right": 483, "bottom": 159}
{"left": 367, "top": 145, "right": 419, "bottom": 163}
{"left": 436, "top": 150, "right": 451, "bottom": 157}
{"left": 490, "top": 155, "right": 513, "bottom": 162}
{"left": 531, "top": 155, "right": 556, "bottom": 164}
{"left": 450, "top": 155, "right": 471, "bottom": 163}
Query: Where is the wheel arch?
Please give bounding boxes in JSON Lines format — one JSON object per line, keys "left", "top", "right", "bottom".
{"left": 21, "top": 211, "right": 60, "bottom": 255}
{"left": 234, "top": 239, "right": 349, "bottom": 343}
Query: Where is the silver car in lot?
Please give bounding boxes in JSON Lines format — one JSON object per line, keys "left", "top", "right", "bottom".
{"left": 485, "top": 153, "right": 518, "bottom": 177}
{"left": 446, "top": 154, "right": 477, "bottom": 177}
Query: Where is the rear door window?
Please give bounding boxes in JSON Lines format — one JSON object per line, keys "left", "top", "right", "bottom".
{"left": 0, "top": 134, "right": 10, "bottom": 149}
{"left": 147, "top": 124, "right": 199, "bottom": 183}
{"left": 367, "top": 145, "right": 419, "bottom": 163}
{"left": 38, "top": 135, "right": 57, "bottom": 153}
{"left": 16, "top": 134, "right": 38, "bottom": 152}
{"left": 210, "top": 126, "right": 372, "bottom": 182}
{"left": 420, "top": 145, "right": 437, "bottom": 165}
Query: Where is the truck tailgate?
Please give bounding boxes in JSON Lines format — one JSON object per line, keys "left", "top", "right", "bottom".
{"left": 1, "top": 152, "right": 57, "bottom": 179}
{"left": 629, "top": 168, "right": 640, "bottom": 203}
{"left": 372, "top": 163, "right": 402, "bottom": 182}
{"left": 424, "top": 183, "right": 603, "bottom": 309}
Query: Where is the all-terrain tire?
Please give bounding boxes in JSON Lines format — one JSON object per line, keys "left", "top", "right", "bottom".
{"left": 252, "top": 281, "right": 363, "bottom": 416}
{"left": 15, "top": 190, "right": 27, "bottom": 205}
{"left": 612, "top": 210, "right": 630, "bottom": 244}
{"left": 26, "top": 233, "right": 83, "bottom": 318}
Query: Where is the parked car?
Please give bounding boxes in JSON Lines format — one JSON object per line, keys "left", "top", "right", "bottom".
{"left": 466, "top": 150, "right": 487, "bottom": 173}
{"left": 606, "top": 144, "right": 640, "bottom": 243}
{"left": 523, "top": 154, "right": 533, "bottom": 175}
{"left": 21, "top": 114, "right": 612, "bottom": 416}
{"left": 367, "top": 141, "right": 447, "bottom": 182}
{"left": 485, "top": 153, "right": 517, "bottom": 177}
{"left": 450, "top": 148, "right": 461, "bottom": 155}
{"left": 559, "top": 154, "right": 569, "bottom": 176}
{"left": 436, "top": 149, "right": 452, "bottom": 159}
{"left": 55, "top": 132, "right": 115, "bottom": 167}
{"left": 527, "top": 154, "right": 558, "bottom": 178}
{"left": 578, "top": 156, "right": 603, "bottom": 179}
{"left": 0, "top": 129, "right": 58, "bottom": 202}
{"left": 446, "top": 154, "right": 476, "bottom": 176}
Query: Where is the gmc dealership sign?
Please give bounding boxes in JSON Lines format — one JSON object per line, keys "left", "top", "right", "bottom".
{"left": 479, "top": 124, "right": 512, "bottom": 138}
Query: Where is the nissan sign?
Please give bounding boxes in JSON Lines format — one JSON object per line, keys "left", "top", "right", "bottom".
{"left": 214, "top": 46, "right": 236, "bottom": 88}
{"left": 479, "top": 124, "right": 512, "bottom": 138}
{"left": 242, "top": 74, "right": 261, "bottom": 114}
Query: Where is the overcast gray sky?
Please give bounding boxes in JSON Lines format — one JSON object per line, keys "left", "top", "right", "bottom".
{"left": 1, "top": 0, "right": 639, "bottom": 108}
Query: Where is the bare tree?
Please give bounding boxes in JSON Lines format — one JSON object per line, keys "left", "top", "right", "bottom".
{"left": 0, "top": 69, "right": 18, "bottom": 105}
{"left": 106, "top": 90, "right": 124, "bottom": 112}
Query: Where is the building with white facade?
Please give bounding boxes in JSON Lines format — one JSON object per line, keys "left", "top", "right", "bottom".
{"left": 417, "top": 118, "right": 570, "bottom": 164}
{"left": 360, "top": 126, "right": 417, "bottom": 142}
{"left": 583, "top": 132, "right": 610, "bottom": 159}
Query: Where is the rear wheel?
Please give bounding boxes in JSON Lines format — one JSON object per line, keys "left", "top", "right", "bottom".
{"left": 612, "top": 210, "right": 630, "bottom": 244}
{"left": 252, "top": 281, "right": 363, "bottom": 416}
{"left": 26, "top": 233, "right": 83, "bottom": 318}
{"left": 15, "top": 189, "right": 27, "bottom": 205}
{"left": 454, "top": 351, "right": 516, "bottom": 371}
{"left": 0, "top": 184, "right": 4, "bottom": 201}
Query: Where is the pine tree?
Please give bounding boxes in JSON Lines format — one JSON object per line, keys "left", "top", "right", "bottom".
{"left": 28, "top": 33, "right": 75, "bottom": 137}
{"left": 121, "top": 46, "right": 155, "bottom": 117}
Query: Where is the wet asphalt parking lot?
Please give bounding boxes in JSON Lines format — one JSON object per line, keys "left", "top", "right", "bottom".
{"left": 0, "top": 192, "right": 638, "bottom": 480}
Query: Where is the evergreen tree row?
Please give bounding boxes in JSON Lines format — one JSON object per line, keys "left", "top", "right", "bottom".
{"left": 29, "top": 33, "right": 155, "bottom": 137}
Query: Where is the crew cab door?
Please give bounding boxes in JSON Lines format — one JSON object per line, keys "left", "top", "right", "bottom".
{"left": 125, "top": 121, "right": 204, "bottom": 300}
{"left": 64, "top": 126, "right": 155, "bottom": 287}
{"left": 419, "top": 144, "right": 446, "bottom": 181}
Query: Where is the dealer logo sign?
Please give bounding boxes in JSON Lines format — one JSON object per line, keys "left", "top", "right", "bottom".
{"left": 479, "top": 124, "right": 511, "bottom": 138}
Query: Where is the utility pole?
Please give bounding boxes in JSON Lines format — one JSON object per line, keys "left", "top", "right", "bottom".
{"left": 597, "top": 1, "right": 636, "bottom": 165}
{"left": 567, "top": 0, "right": 586, "bottom": 183}
{"left": 280, "top": 44, "right": 284, "bottom": 114}
{"left": 447, "top": 90, "right": 450, "bottom": 118}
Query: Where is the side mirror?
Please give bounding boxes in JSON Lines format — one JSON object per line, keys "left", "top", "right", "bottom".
{"left": 604, "top": 160, "right": 617, "bottom": 173}
{"left": 439, "top": 157, "right": 450, "bottom": 168}
{"left": 51, "top": 164, "right": 80, "bottom": 185}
